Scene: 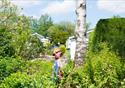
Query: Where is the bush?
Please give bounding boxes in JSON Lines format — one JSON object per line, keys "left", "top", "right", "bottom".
{"left": 0, "top": 29, "right": 15, "bottom": 57}
{"left": 58, "top": 43, "right": 125, "bottom": 88}
{"left": 0, "top": 57, "right": 26, "bottom": 83}
{"left": 0, "top": 72, "right": 56, "bottom": 88}
{"left": 22, "top": 60, "right": 52, "bottom": 75}
{"left": 59, "top": 45, "right": 66, "bottom": 55}
{"left": 0, "top": 60, "right": 56, "bottom": 88}
{"left": 20, "top": 36, "right": 43, "bottom": 59}
{"left": 85, "top": 43, "right": 125, "bottom": 87}
{"left": 59, "top": 64, "right": 92, "bottom": 88}
{"left": 0, "top": 72, "right": 32, "bottom": 88}
{"left": 30, "top": 72, "right": 57, "bottom": 88}
{"left": 93, "top": 17, "right": 125, "bottom": 58}
{"left": 41, "top": 41, "right": 52, "bottom": 55}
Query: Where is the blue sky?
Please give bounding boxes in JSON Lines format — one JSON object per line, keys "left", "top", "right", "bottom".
{"left": 10, "top": 0, "right": 125, "bottom": 28}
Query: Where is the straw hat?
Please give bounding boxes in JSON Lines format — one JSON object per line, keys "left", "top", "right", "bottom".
{"left": 53, "top": 48, "right": 61, "bottom": 56}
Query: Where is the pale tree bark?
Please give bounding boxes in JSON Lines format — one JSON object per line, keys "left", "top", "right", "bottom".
{"left": 75, "top": 0, "right": 86, "bottom": 67}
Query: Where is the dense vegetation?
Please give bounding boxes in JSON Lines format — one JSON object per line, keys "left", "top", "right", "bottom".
{"left": 92, "top": 17, "right": 125, "bottom": 58}
{"left": 0, "top": 0, "right": 75, "bottom": 58}
{"left": 0, "top": 0, "right": 125, "bottom": 88}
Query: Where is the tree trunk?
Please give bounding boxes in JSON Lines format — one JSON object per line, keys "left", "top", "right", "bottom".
{"left": 75, "top": 0, "right": 86, "bottom": 67}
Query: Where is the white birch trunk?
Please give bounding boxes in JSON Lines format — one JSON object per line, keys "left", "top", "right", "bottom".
{"left": 75, "top": 0, "right": 86, "bottom": 66}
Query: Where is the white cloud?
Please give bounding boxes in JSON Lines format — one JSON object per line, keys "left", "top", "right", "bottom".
{"left": 42, "top": 0, "right": 75, "bottom": 15}
{"left": 10, "top": 0, "right": 41, "bottom": 7}
{"left": 97, "top": 0, "right": 125, "bottom": 13}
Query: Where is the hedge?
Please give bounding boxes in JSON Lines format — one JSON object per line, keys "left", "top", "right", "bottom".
{"left": 92, "top": 17, "right": 125, "bottom": 58}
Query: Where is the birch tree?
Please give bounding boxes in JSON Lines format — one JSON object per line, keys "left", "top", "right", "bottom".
{"left": 75, "top": 0, "right": 86, "bottom": 66}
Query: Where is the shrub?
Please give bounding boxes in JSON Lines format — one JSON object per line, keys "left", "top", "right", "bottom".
{"left": 0, "top": 29, "right": 15, "bottom": 57}
{"left": 0, "top": 72, "right": 32, "bottom": 88}
{"left": 0, "top": 57, "right": 26, "bottom": 83}
{"left": 24, "top": 60, "right": 57, "bottom": 88}
{"left": 23, "top": 60, "right": 52, "bottom": 75}
{"left": 30, "top": 72, "right": 57, "bottom": 88}
{"left": 58, "top": 43, "right": 125, "bottom": 88}
{"left": 59, "top": 45, "right": 66, "bottom": 55}
{"left": 20, "top": 36, "right": 43, "bottom": 59}
{"left": 93, "top": 17, "right": 125, "bottom": 58}
{"left": 0, "top": 60, "right": 57, "bottom": 88}
{"left": 59, "top": 64, "right": 92, "bottom": 88}
{"left": 41, "top": 41, "right": 52, "bottom": 55}
{"left": 85, "top": 43, "right": 125, "bottom": 87}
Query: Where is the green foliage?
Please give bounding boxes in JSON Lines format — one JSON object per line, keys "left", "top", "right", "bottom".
{"left": 0, "top": 0, "right": 74, "bottom": 58}
{"left": 36, "top": 14, "right": 53, "bottom": 37}
{"left": 48, "top": 25, "right": 68, "bottom": 45}
{"left": 59, "top": 45, "right": 66, "bottom": 55}
{"left": 85, "top": 43, "right": 125, "bottom": 87}
{"left": 59, "top": 60, "right": 92, "bottom": 88}
{"left": 58, "top": 43, "right": 125, "bottom": 88}
{"left": 0, "top": 0, "right": 18, "bottom": 57}
{"left": 0, "top": 49, "right": 125, "bottom": 88}
{"left": 48, "top": 22, "right": 74, "bottom": 45}
{"left": 0, "top": 0, "right": 44, "bottom": 59}
{"left": 0, "top": 0, "right": 18, "bottom": 27}
{"left": 0, "top": 59, "right": 57, "bottom": 88}
{"left": 11, "top": 16, "right": 32, "bottom": 58}
{"left": 41, "top": 41, "right": 52, "bottom": 55}
{"left": 0, "top": 57, "right": 26, "bottom": 83}
{"left": 56, "top": 21, "right": 75, "bottom": 36}
{"left": 23, "top": 60, "right": 52, "bottom": 75}
{"left": 30, "top": 72, "right": 57, "bottom": 88}
{"left": 121, "top": 78, "right": 125, "bottom": 87}
{"left": 0, "top": 28, "right": 15, "bottom": 57}
{"left": 93, "top": 17, "right": 125, "bottom": 58}
{"left": 85, "top": 43, "right": 121, "bottom": 88}
{"left": 1, "top": 1, "right": 125, "bottom": 88}
{"left": 0, "top": 72, "right": 32, "bottom": 88}
{"left": 31, "top": 17, "right": 75, "bottom": 46}
{"left": 22, "top": 60, "right": 57, "bottom": 88}
{"left": 21, "top": 35, "right": 43, "bottom": 59}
